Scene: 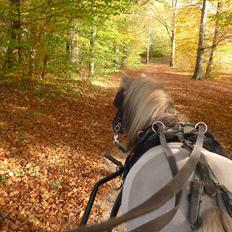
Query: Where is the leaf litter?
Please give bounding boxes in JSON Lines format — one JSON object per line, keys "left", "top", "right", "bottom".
{"left": 0, "top": 63, "right": 231, "bottom": 231}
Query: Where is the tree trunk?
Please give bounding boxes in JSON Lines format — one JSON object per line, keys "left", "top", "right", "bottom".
{"left": 66, "top": 31, "right": 74, "bottom": 62}
{"left": 88, "top": 28, "right": 96, "bottom": 79}
{"left": 28, "top": 47, "right": 34, "bottom": 76}
{"left": 146, "top": 17, "right": 151, "bottom": 64}
{"left": 66, "top": 43, "right": 72, "bottom": 60}
{"left": 4, "top": 0, "right": 21, "bottom": 69}
{"left": 15, "top": 0, "right": 21, "bottom": 64}
{"left": 170, "top": 28, "right": 176, "bottom": 67}
{"left": 192, "top": 0, "right": 208, "bottom": 80}
{"left": 113, "top": 46, "right": 119, "bottom": 68}
{"left": 146, "top": 43, "right": 150, "bottom": 64}
{"left": 205, "top": 2, "right": 222, "bottom": 79}
{"left": 41, "top": 53, "right": 48, "bottom": 79}
{"left": 170, "top": 0, "right": 177, "bottom": 67}
{"left": 121, "top": 46, "right": 128, "bottom": 68}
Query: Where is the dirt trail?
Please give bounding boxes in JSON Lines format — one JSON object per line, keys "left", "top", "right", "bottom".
{"left": 0, "top": 62, "right": 231, "bottom": 231}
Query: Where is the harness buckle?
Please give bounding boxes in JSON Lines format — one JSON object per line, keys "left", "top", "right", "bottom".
{"left": 189, "top": 179, "right": 204, "bottom": 230}
{"left": 113, "top": 133, "right": 127, "bottom": 153}
{"left": 114, "top": 133, "right": 119, "bottom": 144}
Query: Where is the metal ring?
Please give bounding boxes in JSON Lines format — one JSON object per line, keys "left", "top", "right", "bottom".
{"left": 178, "top": 122, "right": 185, "bottom": 131}
{"left": 137, "top": 131, "right": 144, "bottom": 138}
{"left": 195, "top": 122, "right": 207, "bottom": 134}
{"left": 178, "top": 122, "right": 185, "bottom": 127}
{"left": 152, "top": 121, "right": 165, "bottom": 133}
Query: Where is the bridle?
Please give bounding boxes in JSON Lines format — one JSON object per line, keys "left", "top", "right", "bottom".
{"left": 112, "top": 88, "right": 124, "bottom": 134}
{"left": 112, "top": 88, "right": 127, "bottom": 152}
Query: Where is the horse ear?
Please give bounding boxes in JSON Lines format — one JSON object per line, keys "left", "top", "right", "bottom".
{"left": 121, "top": 76, "right": 132, "bottom": 89}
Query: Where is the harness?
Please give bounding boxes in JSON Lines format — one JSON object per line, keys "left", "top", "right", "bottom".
{"left": 123, "top": 123, "right": 227, "bottom": 178}
{"left": 71, "top": 121, "right": 230, "bottom": 232}
{"left": 110, "top": 122, "right": 229, "bottom": 230}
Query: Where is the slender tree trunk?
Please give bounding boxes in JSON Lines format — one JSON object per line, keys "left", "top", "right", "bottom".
{"left": 41, "top": 53, "right": 48, "bottom": 79}
{"left": 113, "top": 46, "right": 119, "bottom": 68}
{"left": 170, "top": 0, "right": 177, "bottom": 67}
{"left": 192, "top": 0, "right": 208, "bottom": 80}
{"left": 205, "top": 2, "right": 222, "bottom": 79}
{"left": 66, "top": 31, "right": 74, "bottom": 62}
{"left": 66, "top": 43, "right": 72, "bottom": 60}
{"left": 88, "top": 28, "right": 96, "bottom": 79}
{"left": 15, "top": 0, "right": 21, "bottom": 64}
{"left": 170, "top": 29, "right": 176, "bottom": 67}
{"left": 146, "top": 43, "right": 150, "bottom": 64}
{"left": 121, "top": 46, "right": 128, "bottom": 68}
{"left": 28, "top": 47, "right": 34, "bottom": 76}
{"left": 146, "top": 17, "right": 151, "bottom": 64}
{"left": 4, "top": 0, "right": 21, "bottom": 69}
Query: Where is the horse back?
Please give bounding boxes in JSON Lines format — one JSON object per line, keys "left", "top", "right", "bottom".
{"left": 121, "top": 143, "right": 232, "bottom": 231}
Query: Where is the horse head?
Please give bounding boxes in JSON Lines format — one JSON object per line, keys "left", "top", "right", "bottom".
{"left": 112, "top": 76, "right": 185, "bottom": 151}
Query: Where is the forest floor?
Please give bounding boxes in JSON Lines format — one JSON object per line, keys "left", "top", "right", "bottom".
{"left": 0, "top": 62, "right": 231, "bottom": 231}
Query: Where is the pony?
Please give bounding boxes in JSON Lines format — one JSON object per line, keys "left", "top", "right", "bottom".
{"left": 112, "top": 76, "right": 232, "bottom": 232}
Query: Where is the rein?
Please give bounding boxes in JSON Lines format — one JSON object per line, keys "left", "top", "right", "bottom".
{"left": 70, "top": 122, "right": 207, "bottom": 232}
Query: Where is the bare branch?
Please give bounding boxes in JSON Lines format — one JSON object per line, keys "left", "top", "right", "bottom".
{"left": 140, "top": 0, "right": 151, "bottom": 6}
{"left": 153, "top": 15, "right": 172, "bottom": 39}
{"left": 178, "top": 2, "right": 202, "bottom": 11}
{"left": 204, "top": 34, "right": 232, "bottom": 50}
{"left": 217, "top": 34, "right": 232, "bottom": 44}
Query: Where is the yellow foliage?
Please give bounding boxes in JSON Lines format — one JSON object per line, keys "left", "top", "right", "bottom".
{"left": 176, "top": 7, "right": 200, "bottom": 71}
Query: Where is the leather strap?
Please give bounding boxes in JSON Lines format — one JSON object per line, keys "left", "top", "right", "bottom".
{"left": 157, "top": 122, "right": 179, "bottom": 176}
{"left": 130, "top": 122, "right": 182, "bottom": 232}
{"left": 71, "top": 123, "right": 206, "bottom": 232}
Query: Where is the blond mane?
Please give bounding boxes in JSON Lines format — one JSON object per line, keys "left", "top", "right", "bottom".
{"left": 120, "top": 76, "right": 186, "bottom": 150}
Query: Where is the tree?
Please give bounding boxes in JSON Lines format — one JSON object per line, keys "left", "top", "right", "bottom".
{"left": 4, "top": 0, "right": 21, "bottom": 69}
{"left": 73, "top": 0, "right": 136, "bottom": 79}
{"left": 89, "top": 27, "right": 97, "bottom": 78}
{"left": 170, "top": 0, "right": 178, "bottom": 67}
{"left": 153, "top": 0, "right": 178, "bottom": 67}
{"left": 0, "top": 0, "right": 138, "bottom": 79}
{"left": 192, "top": 0, "right": 208, "bottom": 80}
{"left": 146, "top": 13, "right": 152, "bottom": 64}
{"left": 204, "top": 0, "right": 232, "bottom": 78}
{"left": 205, "top": 2, "right": 222, "bottom": 79}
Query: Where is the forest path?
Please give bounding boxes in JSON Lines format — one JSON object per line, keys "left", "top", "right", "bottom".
{"left": 0, "top": 62, "right": 231, "bottom": 231}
